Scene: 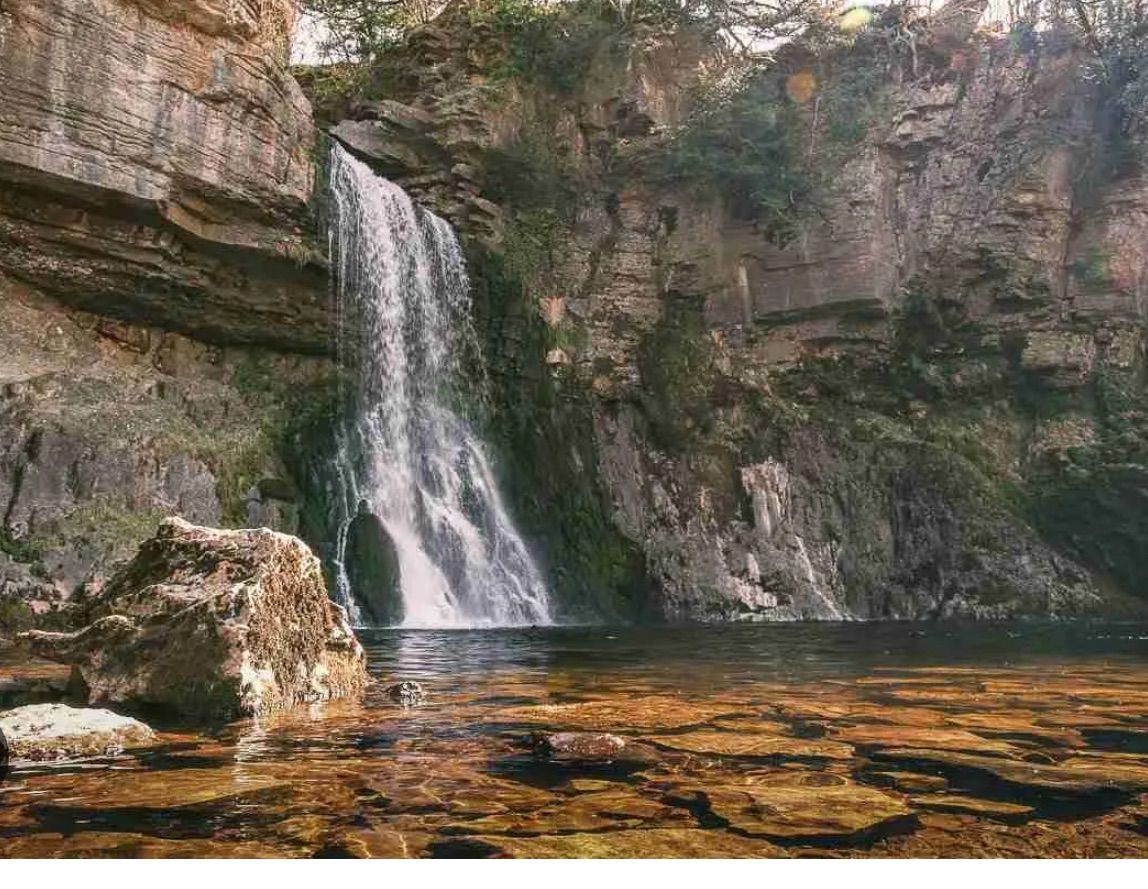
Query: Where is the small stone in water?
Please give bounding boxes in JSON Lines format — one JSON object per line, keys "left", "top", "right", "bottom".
{"left": 386, "top": 681, "right": 425, "bottom": 706}
{"left": 534, "top": 731, "right": 628, "bottom": 761}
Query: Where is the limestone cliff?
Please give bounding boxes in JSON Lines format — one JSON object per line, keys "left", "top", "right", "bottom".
{"left": 0, "top": 0, "right": 328, "bottom": 350}
{"left": 0, "top": 0, "right": 336, "bottom": 630}
{"left": 3, "top": 0, "right": 1147, "bottom": 627}
{"left": 321, "top": 3, "right": 1148, "bottom": 621}
{"left": 0, "top": 271, "right": 336, "bottom": 628}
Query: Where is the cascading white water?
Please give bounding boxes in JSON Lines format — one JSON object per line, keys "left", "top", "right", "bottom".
{"left": 327, "top": 144, "right": 552, "bottom": 629}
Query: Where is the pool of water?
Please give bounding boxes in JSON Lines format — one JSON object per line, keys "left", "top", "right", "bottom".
{"left": 2, "top": 622, "right": 1148, "bottom": 857}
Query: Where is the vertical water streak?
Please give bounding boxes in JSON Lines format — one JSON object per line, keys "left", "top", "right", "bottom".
{"left": 328, "top": 144, "right": 552, "bottom": 629}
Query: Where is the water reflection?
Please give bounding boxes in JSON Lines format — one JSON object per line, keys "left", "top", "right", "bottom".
{"left": 0, "top": 622, "right": 1146, "bottom": 858}
{"left": 364, "top": 621, "right": 1148, "bottom": 692}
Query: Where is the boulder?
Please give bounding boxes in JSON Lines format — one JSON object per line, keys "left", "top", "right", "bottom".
{"left": 532, "top": 732, "right": 658, "bottom": 765}
{"left": 385, "top": 681, "right": 425, "bottom": 707}
{"left": 22, "top": 518, "right": 368, "bottom": 720}
{"left": 0, "top": 703, "right": 157, "bottom": 762}
{"left": 344, "top": 505, "right": 403, "bottom": 626}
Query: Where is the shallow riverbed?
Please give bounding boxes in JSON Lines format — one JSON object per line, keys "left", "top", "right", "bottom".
{"left": 2, "top": 623, "right": 1148, "bottom": 858}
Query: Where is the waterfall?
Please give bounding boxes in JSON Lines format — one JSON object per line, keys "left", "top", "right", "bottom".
{"left": 327, "top": 144, "right": 552, "bottom": 629}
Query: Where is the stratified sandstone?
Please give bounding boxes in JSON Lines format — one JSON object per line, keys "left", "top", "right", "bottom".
{"left": 0, "top": 0, "right": 327, "bottom": 350}
{"left": 23, "top": 518, "right": 368, "bottom": 719}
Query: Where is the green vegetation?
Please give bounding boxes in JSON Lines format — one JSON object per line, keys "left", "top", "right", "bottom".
{"left": 636, "top": 298, "right": 718, "bottom": 453}
{"left": 1025, "top": 366, "right": 1148, "bottom": 593}
{"left": 648, "top": 69, "right": 811, "bottom": 235}
{"left": 470, "top": 0, "right": 630, "bottom": 94}
{"left": 1068, "top": 248, "right": 1115, "bottom": 291}
{"left": 468, "top": 247, "right": 653, "bottom": 621}
{"left": 0, "top": 528, "right": 47, "bottom": 564}
{"left": 43, "top": 497, "right": 166, "bottom": 557}
{"left": 298, "top": 0, "right": 437, "bottom": 62}
{"left": 646, "top": 19, "right": 891, "bottom": 237}
{"left": 226, "top": 355, "right": 343, "bottom": 527}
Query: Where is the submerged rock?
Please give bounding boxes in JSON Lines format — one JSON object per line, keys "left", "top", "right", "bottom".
{"left": 866, "top": 771, "right": 949, "bottom": 793}
{"left": 695, "top": 782, "right": 915, "bottom": 843}
{"left": 535, "top": 732, "right": 627, "bottom": 761}
{"left": 646, "top": 730, "right": 855, "bottom": 761}
{"left": 870, "top": 748, "right": 1148, "bottom": 801}
{"left": 914, "top": 793, "right": 1034, "bottom": 823}
{"left": 22, "top": 518, "right": 368, "bottom": 720}
{"left": 458, "top": 828, "right": 783, "bottom": 859}
{"left": 532, "top": 731, "right": 659, "bottom": 765}
{"left": 503, "top": 696, "right": 740, "bottom": 731}
{"left": 0, "top": 703, "right": 156, "bottom": 762}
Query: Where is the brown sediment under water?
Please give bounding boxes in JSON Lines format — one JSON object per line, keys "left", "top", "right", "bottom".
{"left": 2, "top": 622, "right": 1148, "bottom": 858}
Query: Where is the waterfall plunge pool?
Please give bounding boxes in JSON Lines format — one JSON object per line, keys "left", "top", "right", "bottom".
{"left": 2, "top": 621, "right": 1148, "bottom": 857}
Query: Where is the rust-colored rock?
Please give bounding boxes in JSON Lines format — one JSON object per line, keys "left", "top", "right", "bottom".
{"left": 533, "top": 731, "right": 632, "bottom": 762}
{"left": 697, "top": 781, "right": 915, "bottom": 842}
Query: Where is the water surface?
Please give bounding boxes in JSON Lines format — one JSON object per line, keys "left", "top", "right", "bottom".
{"left": 2, "top": 623, "right": 1147, "bottom": 857}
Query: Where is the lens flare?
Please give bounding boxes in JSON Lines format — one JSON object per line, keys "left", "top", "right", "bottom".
{"left": 839, "top": 6, "right": 874, "bottom": 33}
{"left": 785, "top": 71, "right": 818, "bottom": 104}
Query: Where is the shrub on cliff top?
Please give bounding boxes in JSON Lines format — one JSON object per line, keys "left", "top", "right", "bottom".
{"left": 647, "top": 17, "right": 890, "bottom": 240}
{"left": 470, "top": 0, "right": 628, "bottom": 93}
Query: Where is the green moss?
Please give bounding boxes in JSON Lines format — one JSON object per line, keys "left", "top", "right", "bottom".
{"left": 635, "top": 297, "right": 719, "bottom": 454}
{"left": 1072, "top": 248, "right": 1117, "bottom": 290}
{"left": 468, "top": 247, "right": 653, "bottom": 621}
{"left": 51, "top": 497, "right": 166, "bottom": 554}
{"left": 0, "top": 529, "right": 48, "bottom": 564}
{"left": 225, "top": 357, "right": 344, "bottom": 528}
{"left": 1023, "top": 366, "right": 1148, "bottom": 591}
{"left": 0, "top": 597, "right": 76, "bottom": 634}
{"left": 500, "top": 207, "right": 574, "bottom": 288}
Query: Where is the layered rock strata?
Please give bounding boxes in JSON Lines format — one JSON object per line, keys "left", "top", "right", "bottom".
{"left": 326, "top": 7, "right": 1148, "bottom": 620}
{"left": 0, "top": 0, "right": 327, "bottom": 350}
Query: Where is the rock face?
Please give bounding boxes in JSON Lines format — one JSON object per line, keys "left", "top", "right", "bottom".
{"left": 343, "top": 506, "right": 403, "bottom": 626}
{"left": 330, "top": 7, "right": 1148, "bottom": 621}
{"left": 0, "top": 0, "right": 340, "bottom": 631}
{"left": 24, "top": 518, "right": 368, "bottom": 719}
{"left": 0, "top": 702, "right": 157, "bottom": 761}
{"left": 0, "top": 273, "right": 334, "bottom": 627}
{"left": 0, "top": 0, "right": 328, "bottom": 351}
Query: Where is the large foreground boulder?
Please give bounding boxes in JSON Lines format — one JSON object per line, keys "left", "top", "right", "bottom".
{"left": 0, "top": 703, "right": 157, "bottom": 762}
{"left": 22, "top": 519, "right": 368, "bottom": 720}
